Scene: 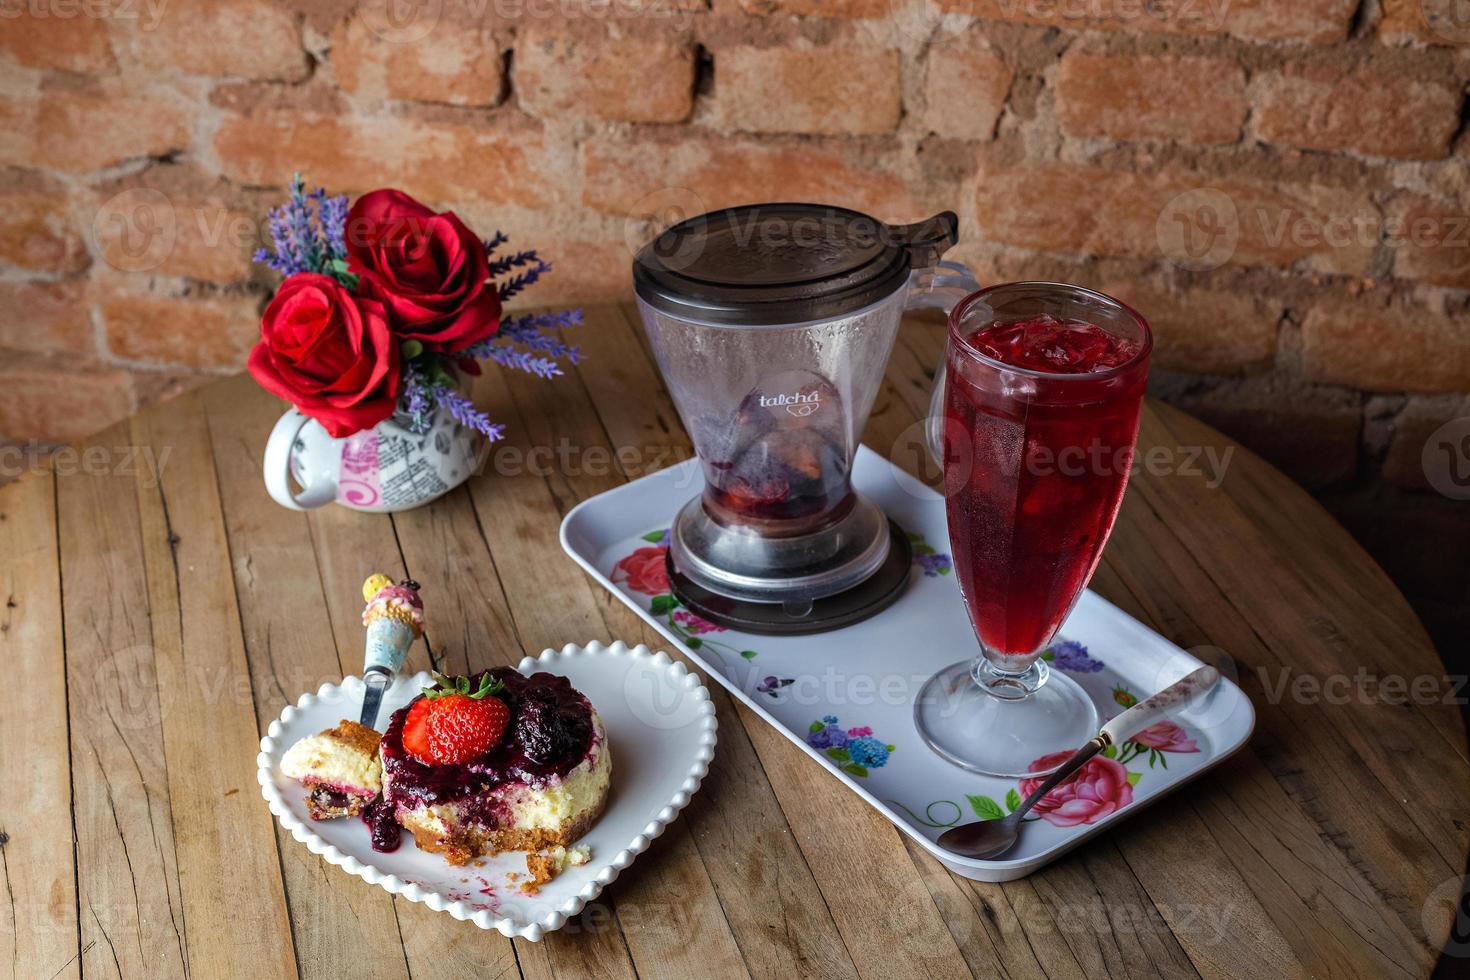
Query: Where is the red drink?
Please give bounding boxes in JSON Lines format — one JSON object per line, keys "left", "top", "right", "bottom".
{"left": 944, "top": 307, "right": 1149, "bottom": 665}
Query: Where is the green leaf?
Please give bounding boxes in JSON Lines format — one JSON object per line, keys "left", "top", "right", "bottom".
{"left": 938, "top": 567, "right": 952, "bottom": 576}
{"left": 966, "top": 795, "right": 1005, "bottom": 821}
{"left": 641, "top": 530, "right": 667, "bottom": 543}
{"left": 1126, "top": 770, "right": 1142, "bottom": 786}
{"left": 907, "top": 532, "right": 923, "bottom": 543}
{"left": 1102, "top": 743, "right": 1117, "bottom": 759}
{"left": 649, "top": 594, "right": 675, "bottom": 615}
{"left": 914, "top": 543, "right": 936, "bottom": 556}
{"left": 1041, "top": 649, "right": 1055, "bottom": 661}
{"left": 1005, "top": 788, "right": 1022, "bottom": 812}
{"left": 826, "top": 747, "right": 851, "bottom": 763}
{"left": 739, "top": 650, "right": 758, "bottom": 660}
{"left": 686, "top": 637, "right": 703, "bottom": 649}
{"left": 400, "top": 339, "right": 424, "bottom": 360}
{"left": 808, "top": 721, "right": 824, "bottom": 734}
{"left": 842, "top": 763, "right": 869, "bottom": 778}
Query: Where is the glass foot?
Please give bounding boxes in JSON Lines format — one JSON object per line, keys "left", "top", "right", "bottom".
{"left": 914, "top": 658, "right": 1099, "bottom": 778}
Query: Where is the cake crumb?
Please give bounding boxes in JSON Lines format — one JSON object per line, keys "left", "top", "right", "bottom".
{"left": 522, "top": 844, "right": 593, "bottom": 893}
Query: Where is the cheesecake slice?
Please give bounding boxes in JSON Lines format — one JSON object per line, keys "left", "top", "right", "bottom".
{"left": 380, "top": 668, "right": 611, "bottom": 866}
{"left": 281, "top": 720, "right": 384, "bottom": 820}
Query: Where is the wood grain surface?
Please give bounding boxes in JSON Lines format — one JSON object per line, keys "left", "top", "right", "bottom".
{"left": 2, "top": 305, "right": 1466, "bottom": 980}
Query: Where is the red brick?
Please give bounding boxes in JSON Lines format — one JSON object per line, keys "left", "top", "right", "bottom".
{"left": 97, "top": 288, "right": 262, "bottom": 370}
{"left": 0, "top": 280, "right": 95, "bottom": 357}
{"left": 107, "top": 0, "right": 307, "bottom": 82}
{"left": 88, "top": 166, "right": 266, "bottom": 283}
{"left": 1382, "top": 395, "right": 1470, "bottom": 489}
{"left": 213, "top": 109, "right": 555, "bottom": 209}
{"left": 1057, "top": 51, "right": 1246, "bottom": 145}
{"left": 1252, "top": 64, "right": 1462, "bottom": 160}
{"left": 711, "top": 45, "right": 901, "bottom": 136}
{"left": 736, "top": 0, "right": 888, "bottom": 14}
{"left": 1378, "top": 0, "right": 1470, "bottom": 46}
{"left": 0, "top": 9, "right": 115, "bottom": 72}
{"left": 581, "top": 135, "right": 922, "bottom": 222}
{"left": 0, "top": 176, "right": 88, "bottom": 275}
{"left": 0, "top": 359, "right": 134, "bottom": 441}
{"left": 1302, "top": 301, "right": 1470, "bottom": 393}
{"left": 920, "top": 43, "right": 1011, "bottom": 140}
{"left": 0, "top": 88, "right": 193, "bottom": 173}
{"left": 517, "top": 24, "right": 693, "bottom": 124}
{"left": 1387, "top": 195, "right": 1470, "bottom": 289}
{"left": 976, "top": 163, "right": 1378, "bottom": 276}
{"left": 933, "top": 0, "right": 1356, "bottom": 44}
{"left": 332, "top": 12, "right": 505, "bottom": 107}
{"left": 1099, "top": 277, "right": 1278, "bottom": 374}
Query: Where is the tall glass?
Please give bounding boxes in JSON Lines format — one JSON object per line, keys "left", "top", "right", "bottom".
{"left": 914, "top": 282, "right": 1152, "bottom": 777}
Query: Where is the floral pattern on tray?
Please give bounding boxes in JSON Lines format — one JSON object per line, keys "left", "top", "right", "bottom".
{"left": 603, "top": 518, "right": 1217, "bottom": 863}
{"left": 611, "top": 527, "right": 956, "bottom": 665}
{"left": 807, "top": 715, "right": 896, "bottom": 778}
{"left": 612, "top": 530, "right": 760, "bottom": 661}
{"left": 897, "top": 678, "right": 1202, "bottom": 830}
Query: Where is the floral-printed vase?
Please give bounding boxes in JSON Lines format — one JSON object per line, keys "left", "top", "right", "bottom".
{"left": 263, "top": 405, "right": 488, "bottom": 513}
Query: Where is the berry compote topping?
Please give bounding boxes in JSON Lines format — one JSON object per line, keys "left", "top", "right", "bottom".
{"left": 967, "top": 315, "right": 1139, "bottom": 374}
{"left": 360, "top": 794, "right": 402, "bottom": 853}
{"left": 380, "top": 668, "right": 595, "bottom": 809}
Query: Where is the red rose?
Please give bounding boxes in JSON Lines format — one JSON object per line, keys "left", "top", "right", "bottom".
{"left": 1017, "top": 751, "right": 1134, "bottom": 828}
{"left": 346, "top": 189, "right": 502, "bottom": 354}
{"left": 614, "top": 546, "right": 671, "bottom": 596}
{"left": 248, "top": 273, "right": 401, "bottom": 438}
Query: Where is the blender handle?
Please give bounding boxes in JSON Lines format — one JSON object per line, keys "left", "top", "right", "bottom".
{"left": 890, "top": 212, "right": 960, "bottom": 268}
{"left": 904, "top": 260, "right": 981, "bottom": 466}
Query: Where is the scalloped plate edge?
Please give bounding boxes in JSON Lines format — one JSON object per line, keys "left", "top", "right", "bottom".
{"left": 257, "top": 640, "right": 718, "bottom": 941}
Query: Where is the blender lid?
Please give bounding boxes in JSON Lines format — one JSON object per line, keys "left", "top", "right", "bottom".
{"left": 633, "top": 203, "right": 959, "bottom": 326}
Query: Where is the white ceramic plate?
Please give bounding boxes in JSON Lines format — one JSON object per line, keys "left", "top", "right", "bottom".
{"left": 561, "top": 447, "right": 1256, "bottom": 882}
{"left": 258, "top": 641, "right": 717, "bottom": 940}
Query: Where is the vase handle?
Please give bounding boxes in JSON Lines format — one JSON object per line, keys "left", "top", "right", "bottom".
{"left": 264, "top": 410, "right": 339, "bottom": 511}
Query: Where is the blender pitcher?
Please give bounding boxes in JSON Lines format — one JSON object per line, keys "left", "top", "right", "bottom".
{"left": 633, "top": 203, "right": 978, "bottom": 634}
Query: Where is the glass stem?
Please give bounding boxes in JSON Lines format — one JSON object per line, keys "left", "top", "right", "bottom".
{"left": 969, "top": 653, "right": 1051, "bottom": 702}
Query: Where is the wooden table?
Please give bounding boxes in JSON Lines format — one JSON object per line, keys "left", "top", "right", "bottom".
{"left": 3, "top": 305, "right": 1467, "bottom": 980}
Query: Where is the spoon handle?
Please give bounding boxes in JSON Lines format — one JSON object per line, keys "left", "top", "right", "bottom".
{"left": 1100, "top": 664, "right": 1220, "bottom": 746}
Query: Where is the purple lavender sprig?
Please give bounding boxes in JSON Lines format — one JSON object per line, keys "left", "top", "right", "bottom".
{"left": 253, "top": 174, "right": 350, "bottom": 278}
{"left": 497, "top": 259, "right": 550, "bottom": 303}
{"left": 432, "top": 385, "right": 506, "bottom": 442}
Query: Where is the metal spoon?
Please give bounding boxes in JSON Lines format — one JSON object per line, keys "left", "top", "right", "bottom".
{"left": 938, "top": 664, "right": 1221, "bottom": 860}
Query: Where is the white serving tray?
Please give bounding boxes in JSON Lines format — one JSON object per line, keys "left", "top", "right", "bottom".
{"left": 258, "top": 642, "right": 717, "bottom": 940}
{"left": 561, "top": 447, "right": 1255, "bottom": 882}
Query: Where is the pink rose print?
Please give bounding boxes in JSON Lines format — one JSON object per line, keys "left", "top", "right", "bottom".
{"left": 613, "top": 546, "right": 670, "bottom": 596}
{"left": 847, "top": 726, "right": 873, "bottom": 737}
{"left": 1128, "top": 721, "right": 1199, "bottom": 754}
{"left": 673, "top": 609, "right": 725, "bottom": 634}
{"left": 1018, "top": 750, "right": 1134, "bottom": 828}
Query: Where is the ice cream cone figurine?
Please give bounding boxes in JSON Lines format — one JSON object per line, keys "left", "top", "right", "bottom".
{"left": 359, "top": 574, "right": 425, "bottom": 728}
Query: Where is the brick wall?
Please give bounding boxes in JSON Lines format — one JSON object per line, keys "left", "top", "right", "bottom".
{"left": 1, "top": 0, "right": 1468, "bottom": 648}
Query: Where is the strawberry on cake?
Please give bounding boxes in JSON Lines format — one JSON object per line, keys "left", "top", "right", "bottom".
{"left": 379, "top": 668, "right": 611, "bottom": 866}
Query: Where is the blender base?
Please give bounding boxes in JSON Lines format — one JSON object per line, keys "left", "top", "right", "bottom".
{"left": 666, "top": 520, "right": 913, "bottom": 636}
